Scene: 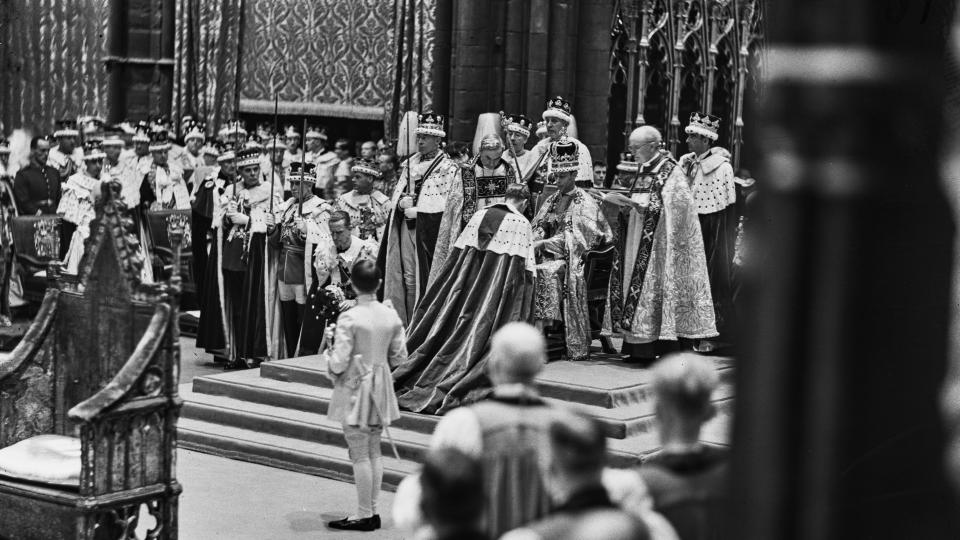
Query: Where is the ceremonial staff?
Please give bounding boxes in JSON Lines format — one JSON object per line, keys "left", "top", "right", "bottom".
{"left": 299, "top": 117, "right": 307, "bottom": 217}
{"left": 234, "top": 101, "right": 241, "bottom": 152}
{"left": 270, "top": 94, "right": 279, "bottom": 215}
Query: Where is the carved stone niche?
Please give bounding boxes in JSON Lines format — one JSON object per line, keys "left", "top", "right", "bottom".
{"left": 0, "top": 180, "right": 183, "bottom": 539}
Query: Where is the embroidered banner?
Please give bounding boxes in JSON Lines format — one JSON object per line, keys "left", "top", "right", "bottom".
{"left": 239, "top": 0, "right": 398, "bottom": 120}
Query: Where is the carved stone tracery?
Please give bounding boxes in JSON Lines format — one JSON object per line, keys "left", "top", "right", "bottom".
{"left": 610, "top": 0, "right": 764, "bottom": 164}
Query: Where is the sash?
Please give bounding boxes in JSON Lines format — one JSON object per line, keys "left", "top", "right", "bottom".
{"left": 407, "top": 152, "right": 444, "bottom": 201}
{"left": 400, "top": 152, "right": 444, "bottom": 229}
{"left": 610, "top": 159, "right": 676, "bottom": 331}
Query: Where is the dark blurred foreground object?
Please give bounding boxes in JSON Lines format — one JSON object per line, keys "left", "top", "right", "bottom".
{"left": 728, "top": 1, "right": 960, "bottom": 539}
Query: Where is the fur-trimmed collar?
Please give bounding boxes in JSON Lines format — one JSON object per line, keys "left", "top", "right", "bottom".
{"left": 681, "top": 146, "right": 731, "bottom": 175}
{"left": 339, "top": 189, "right": 389, "bottom": 208}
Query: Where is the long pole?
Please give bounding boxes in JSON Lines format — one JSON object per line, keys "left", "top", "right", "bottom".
{"left": 269, "top": 93, "right": 279, "bottom": 215}
{"left": 299, "top": 116, "right": 307, "bottom": 216}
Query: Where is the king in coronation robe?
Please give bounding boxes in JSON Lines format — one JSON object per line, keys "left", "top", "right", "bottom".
{"left": 531, "top": 139, "right": 611, "bottom": 361}
{"left": 379, "top": 113, "right": 460, "bottom": 325}
{"left": 393, "top": 183, "right": 536, "bottom": 414}
{"left": 603, "top": 126, "right": 717, "bottom": 361}
{"left": 430, "top": 134, "right": 520, "bottom": 287}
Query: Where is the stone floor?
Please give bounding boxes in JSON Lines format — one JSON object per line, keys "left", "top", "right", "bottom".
{"left": 173, "top": 338, "right": 405, "bottom": 539}
{"left": 174, "top": 449, "right": 400, "bottom": 539}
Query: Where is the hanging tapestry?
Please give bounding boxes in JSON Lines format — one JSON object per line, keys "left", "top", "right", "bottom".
{"left": 0, "top": 0, "right": 110, "bottom": 133}
{"left": 239, "top": 0, "right": 397, "bottom": 120}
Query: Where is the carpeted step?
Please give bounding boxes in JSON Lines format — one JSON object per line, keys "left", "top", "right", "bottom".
{"left": 260, "top": 355, "right": 734, "bottom": 409}
{"left": 177, "top": 418, "right": 418, "bottom": 491}
{"left": 193, "top": 367, "right": 732, "bottom": 439}
{"left": 192, "top": 371, "right": 441, "bottom": 434}
{"left": 180, "top": 384, "right": 431, "bottom": 463}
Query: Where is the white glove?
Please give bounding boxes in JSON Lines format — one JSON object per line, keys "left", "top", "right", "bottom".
{"left": 227, "top": 213, "right": 249, "bottom": 225}
{"left": 403, "top": 207, "right": 418, "bottom": 220}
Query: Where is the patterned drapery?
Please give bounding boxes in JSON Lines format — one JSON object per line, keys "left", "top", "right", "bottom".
{"left": 172, "top": 0, "right": 245, "bottom": 134}
{"left": 0, "top": 0, "right": 110, "bottom": 133}
{"left": 238, "top": 0, "right": 396, "bottom": 120}
{"left": 385, "top": 0, "right": 438, "bottom": 138}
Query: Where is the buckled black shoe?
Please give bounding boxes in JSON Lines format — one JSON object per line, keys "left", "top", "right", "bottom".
{"left": 223, "top": 358, "right": 249, "bottom": 371}
{"left": 328, "top": 516, "right": 378, "bottom": 531}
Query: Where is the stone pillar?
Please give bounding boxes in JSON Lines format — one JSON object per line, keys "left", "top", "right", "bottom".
{"left": 522, "top": 0, "right": 551, "bottom": 122}
{"left": 445, "top": 0, "right": 614, "bottom": 155}
{"left": 448, "top": 0, "right": 495, "bottom": 142}
{"left": 574, "top": 0, "right": 615, "bottom": 162}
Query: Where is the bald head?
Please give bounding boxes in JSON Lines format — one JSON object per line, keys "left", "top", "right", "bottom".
{"left": 629, "top": 126, "right": 662, "bottom": 163}
{"left": 487, "top": 322, "right": 546, "bottom": 384}
{"left": 652, "top": 352, "right": 719, "bottom": 419}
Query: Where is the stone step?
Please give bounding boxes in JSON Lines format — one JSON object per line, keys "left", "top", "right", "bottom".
{"left": 177, "top": 418, "right": 418, "bottom": 491}
{"left": 181, "top": 384, "right": 431, "bottom": 464}
{"left": 260, "top": 355, "right": 735, "bottom": 410}
{"left": 193, "top": 368, "right": 734, "bottom": 439}
{"left": 192, "top": 371, "right": 440, "bottom": 435}
{"left": 180, "top": 380, "right": 730, "bottom": 473}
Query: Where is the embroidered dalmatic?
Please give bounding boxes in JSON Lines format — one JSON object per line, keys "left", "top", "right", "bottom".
{"left": 58, "top": 173, "right": 101, "bottom": 274}
{"left": 604, "top": 150, "right": 717, "bottom": 344}
{"left": 335, "top": 189, "right": 391, "bottom": 244}
{"left": 430, "top": 157, "right": 520, "bottom": 287}
{"left": 532, "top": 187, "right": 611, "bottom": 360}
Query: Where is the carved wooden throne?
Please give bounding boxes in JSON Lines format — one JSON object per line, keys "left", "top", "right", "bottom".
{"left": 0, "top": 181, "right": 183, "bottom": 539}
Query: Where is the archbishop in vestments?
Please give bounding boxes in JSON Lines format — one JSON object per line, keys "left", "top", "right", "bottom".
{"left": 393, "top": 184, "right": 536, "bottom": 414}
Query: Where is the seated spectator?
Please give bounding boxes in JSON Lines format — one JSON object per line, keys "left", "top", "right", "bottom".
{"left": 638, "top": 352, "right": 728, "bottom": 540}
{"left": 418, "top": 448, "right": 487, "bottom": 540}
{"left": 501, "top": 411, "right": 651, "bottom": 540}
